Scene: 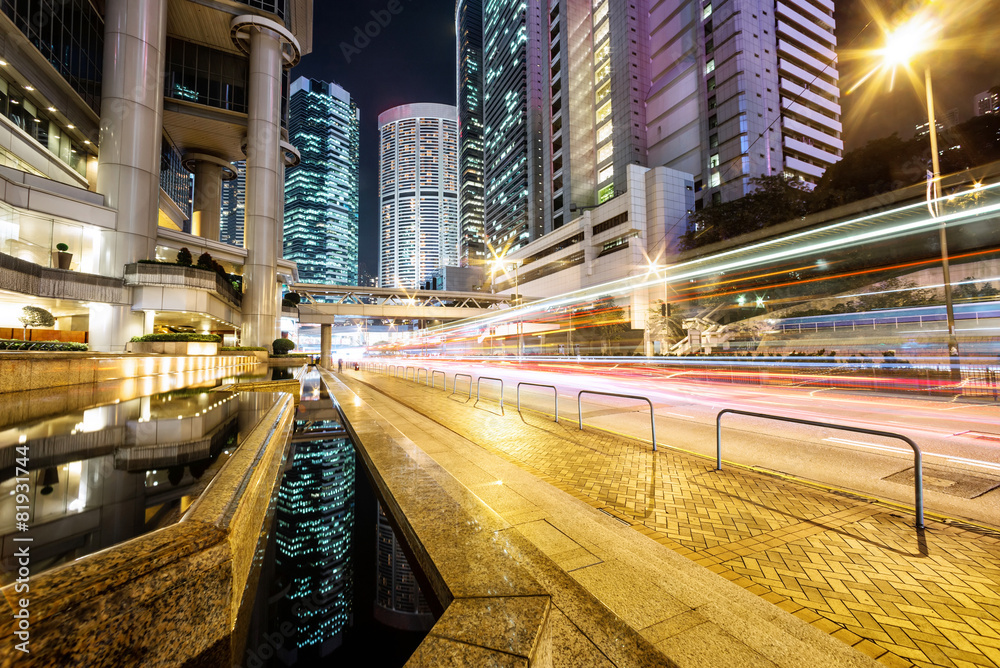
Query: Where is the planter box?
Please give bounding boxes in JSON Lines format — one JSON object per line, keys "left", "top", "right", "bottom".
{"left": 126, "top": 341, "right": 219, "bottom": 356}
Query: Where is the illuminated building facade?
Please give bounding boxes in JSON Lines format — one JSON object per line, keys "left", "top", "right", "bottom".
{"left": 220, "top": 160, "right": 245, "bottom": 248}
{"left": 285, "top": 77, "right": 360, "bottom": 286}
{"left": 378, "top": 104, "right": 459, "bottom": 289}
{"left": 456, "top": 0, "right": 487, "bottom": 267}
{"left": 274, "top": 432, "right": 356, "bottom": 659}
{"left": 481, "top": 0, "right": 546, "bottom": 253}
{"left": 647, "top": 0, "right": 842, "bottom": 205}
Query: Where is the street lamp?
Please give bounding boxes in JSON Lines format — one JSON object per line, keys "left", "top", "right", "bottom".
{"left": 855, "top": 12, "right": 960, "bottom": 376}
{"left": 490, "top": 256, "right": 524, "bottom": 360}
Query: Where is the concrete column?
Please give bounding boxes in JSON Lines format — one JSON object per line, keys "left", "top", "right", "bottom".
{"left": 231, "top": 15, "right": 300, "bottom": 348}
{"left": 89, "top": 304, "right": 143, "bottom": 353}
{"left": 320, "top": 324, "right": 332, "bottom": 369}
{"left": 192, "top": 161, "right": 223, "bottom": 240}
{"left": 96, "top": 0, "right": 168, "bottom": 270}
{"left": 242, "top": 27, "right": 282, "bottom": 348}
{"left": 143, "top": 310, "right": 156, "bottom": 335}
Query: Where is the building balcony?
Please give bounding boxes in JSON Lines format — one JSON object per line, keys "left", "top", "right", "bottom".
{"left": 124, "top": 263, "right": 243, "bottom": 310}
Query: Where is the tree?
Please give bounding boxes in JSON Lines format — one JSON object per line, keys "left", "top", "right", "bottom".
{"left": 573, "top": 296, "right": 628, "bottom": 355}
{"left": 679, "top": 176, "right": 813, "bottom": 251}
{"left": 197, "top": 252, "right": 214, "bottom": 269}
{"left": 19, "top": 305, "right": 55, "bottom": 340}
{"left": 272, "top": 338, "right": 295, "bottom": 355}
{"left": 847, "top": 277, "right": 934, "bottom": 312}
{"left": 176, "top": 247, "right": 193, "bottom": 266}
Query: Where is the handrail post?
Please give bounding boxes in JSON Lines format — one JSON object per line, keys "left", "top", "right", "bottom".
{"left": 515, "top": 382, "right": 559, "bottom": 422}
{"left": 716, "top": 408, "right": 924, "bottom": 530}
{"left": 577, "top": 390, "right": 656, "bottom": 451}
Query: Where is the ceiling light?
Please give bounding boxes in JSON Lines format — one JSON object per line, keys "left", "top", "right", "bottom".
{"left": 67, "top": 124, "right": 74, "bottom": 129}
{"left": 0, "top": 61, "right": 7, "bottom": 66}
{"left": 47, "top": 106, "right": 55, "bottom": 112}
{"left": 84, "top": 140, "right": 91, "bottom": 145}
{"left": 23, "top": 85, "right": 32, "bottom": 91}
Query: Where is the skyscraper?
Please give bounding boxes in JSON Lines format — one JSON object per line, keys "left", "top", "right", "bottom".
{"left": 285, "top": 77, "right": 360, "bottom": 286}
{"left": 456, "top": 0, "right": 486, "bottom": 267}
{"left": 220, "top": 160, "right": 245, "bottom": 248}
{"left": 482, "top": 0, "right": 546, "bottom": 254}
{"left": 645, "top": 0, "right": 842, "bottom": 203}
{"left": 378, "top": 104, "right": 459, "bottom": 289}
{"left": 471, "top": 0, "right": 843, "bottom": 251}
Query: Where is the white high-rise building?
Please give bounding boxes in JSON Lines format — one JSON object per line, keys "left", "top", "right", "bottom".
{"left": 378, "top": 104, "right": 459, "bottom": 289}
{"left": 647, "top": 0, "right": 843, "bottom": 204}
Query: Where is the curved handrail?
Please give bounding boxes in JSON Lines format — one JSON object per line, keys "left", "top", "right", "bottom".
{"left": 451, "top": 373, "right": 473, "bottom": 400}
{"left": 716, "top": 408, "right": 924, "bottom": 530}
{"left": 416, "top": 368, "right": 428, "bottom": 384}
{"left": 430, "top": 370, "right": 446, "bottom": 390}
{"left": 517, "top": 382, "right": 558, "bottom": 422}
{"left": 577, "top": 390, "right": 656, "bottom": 451}
{"left": 476, "top": 376, "right": 504, "bottom": 414}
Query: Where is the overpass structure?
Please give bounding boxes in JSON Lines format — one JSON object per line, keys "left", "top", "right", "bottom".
{"left": 291, "top": 284, "right": 513, "bottom": 324}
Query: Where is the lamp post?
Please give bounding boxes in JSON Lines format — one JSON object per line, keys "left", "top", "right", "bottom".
{"left": 491, "top": 257, "right": 523, "bottom": 360}
{"left": 922, "top": 70, "right": 961, "bottom": 377}
{"left": 857, "top": 14, "right": 960, "bottom": 377}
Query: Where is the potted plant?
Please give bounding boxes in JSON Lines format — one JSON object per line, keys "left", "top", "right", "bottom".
{"left": 54, "top": 243, "right": 72, "bottom": 270}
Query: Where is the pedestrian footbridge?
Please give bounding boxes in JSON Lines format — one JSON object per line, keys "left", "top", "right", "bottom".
{"left": 291, "top": 284, "right": 513, "bottom": 324}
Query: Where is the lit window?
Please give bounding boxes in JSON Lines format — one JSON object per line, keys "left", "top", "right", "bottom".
{"left": 597, "top": 122, "right": 613, "bottom": 143}
{"left": 705, "top": 59, "right": 715, "bottom": 75}
{"left": 598, "top": 143, "right": 613, "bottom": 163}
{"left": 599, "top": 165, "right": 614, "bottom": 183}
{"left": 710, "top": 171, "right": 721, "bottom": 187}
{"left": 703, "top": 3, "right": 712, "bottom": 19}
{"left": 709, "top": 153, "right": 720, "bottom": 168}
{"left": 596, "top": 100, "right": 612, "bottom": 124}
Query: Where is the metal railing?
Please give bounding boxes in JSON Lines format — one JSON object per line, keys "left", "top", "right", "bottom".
{"left": 716, "top": 409, "right": 924, "bottom": 530}
{"left": 577, "top": 391, "right": 656, "bottom": 451}
{"left": 405, "top": 366, "right": 416, "bottom": 381}
{"left": 431, "top": 370, "right": 446, "bottom": 390}
{"left": 476, "top": 376, "right": 505, "bottom": 414}
{"left": 416, "top": 368, "right": 428, "bottom": 384}
{"left": 517, "top": 382, "right": 559, "bottom": 422}
{"left": 451, "top": 373, "right": 473, "bottom": 400}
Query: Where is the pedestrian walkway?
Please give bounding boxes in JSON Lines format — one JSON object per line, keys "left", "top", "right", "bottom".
{"left": 345, "top": 370, "right": 1000, "bottom": 668}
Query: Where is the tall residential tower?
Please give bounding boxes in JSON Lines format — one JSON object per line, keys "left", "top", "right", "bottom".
{"left": 285, "top": 77, "right": 360, "bottom": 286}
{"left": 378, "top": 104, "right": 459, "bottom": 289}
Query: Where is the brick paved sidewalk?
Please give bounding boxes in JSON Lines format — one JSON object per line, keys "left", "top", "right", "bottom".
{"left": 351, "top": 371, "right": 1000, "bottom": 668}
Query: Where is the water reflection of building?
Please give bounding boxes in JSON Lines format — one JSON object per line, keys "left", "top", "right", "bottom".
{"left": 375, "top": 503, "right": 434, "bottom": 631}
{"left": 273, "top": 383, "right": 355, "bottom": 663}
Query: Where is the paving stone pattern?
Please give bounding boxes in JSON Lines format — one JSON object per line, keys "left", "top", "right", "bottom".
{"left": 357, "top": 373, "right": 1000, "bottom": 668}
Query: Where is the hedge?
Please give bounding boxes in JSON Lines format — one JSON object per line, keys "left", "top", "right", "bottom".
{"left": 130, "top": 333, "right": 222, "bottom": 343}
{"left": 221, "top": 346, "right": 268, "bottom": 352}
{"left": 0, "top": 339, "right": 88, "bottom": 352}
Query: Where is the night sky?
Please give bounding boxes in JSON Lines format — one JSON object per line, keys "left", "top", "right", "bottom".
{"left": 293, "top": 0, "right": 1000, "bottom": 276}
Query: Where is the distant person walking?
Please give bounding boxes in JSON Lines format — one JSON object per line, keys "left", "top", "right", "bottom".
{"left": 337, "top": 358, "right": 343, "bottom": 372}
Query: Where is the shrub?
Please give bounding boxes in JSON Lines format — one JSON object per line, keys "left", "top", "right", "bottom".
{"left": 284, "top": 292, "right": 301, "bottom": 305}
{"left": 177, "top": 247, "right": 193, "bottom": 266}
{"left": 197, "top": 252, "right": 214, "bottom": 269}
{"left": 0, "top": 339, "right": 87, "bottom": 351}
{"left": 221, "top": 346, "right": 268, "bottom": 352}
{"left": 56, "top": 243, "right": 69, "bottom": 252}
{"left": 272, "top": 338, "right": 295, "bottom": 355}
{"left": 129, "top": 333, "right": 222, "bottom": 343}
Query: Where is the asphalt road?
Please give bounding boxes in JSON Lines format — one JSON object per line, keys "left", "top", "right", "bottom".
{"left": 369, "top": 358, "right": 1000, "bottom": 528}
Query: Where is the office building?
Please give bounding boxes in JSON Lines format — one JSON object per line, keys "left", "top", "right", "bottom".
{"left": 456, "top": 0, "right": 487, "bottom": 267}
{"left": 481, "top": 0, "right": 547, "bottom": 253}
{"left": 221, "top": 160, "right": 246, "bottom": 248}
{"left": 647, "top": 0, "right": 842, "bottom": 204}
{"left": 274, "top": 432, "right": 356, "bottom": 660}
{"left": 974, "top": 86, "right": 1000, "bottom": 117}
{"left": 0, "top": 0, "right": 311, "bottom": 351}
{"left": 471, "top": 0, "right": 843, "bottom": 258}
{"left": 285, "top": 77, "right": 360, "bottom": 286}
{"left": 378, "top": 103, "right": 459, "bottom": 289}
